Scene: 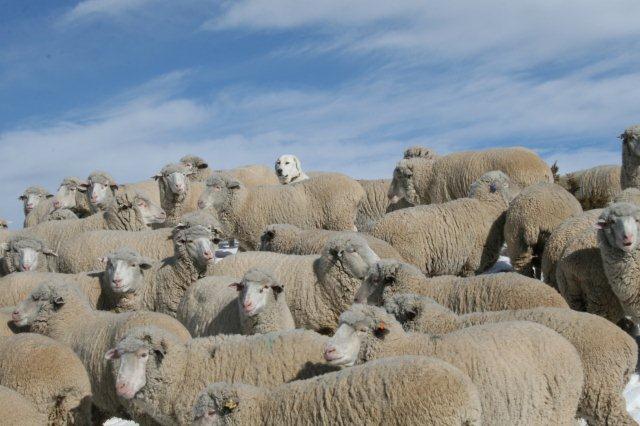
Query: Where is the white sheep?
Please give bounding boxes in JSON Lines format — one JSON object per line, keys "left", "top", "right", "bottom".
{"left": 11, "top": 279, "right": 191, "bottom": 418}
{"left": 19, "top": 186, "right": 52, "bottom": 226}
{"left": 105, "top": 325, "right": 340, "bottom": 425}
{"left": 324, "top": 304, "right": 583, "bottom": 425}
{"left": 274, "top": 154, "right": 308, "bottom": 184}
{"left": 373, "top": 171, "right": 519, "bottom": 276}
{"left": 154, "top": 163, "right": 205, "bottom": 226}
{"left": 199, "top": 172, "right": 364, "bottom": 250}
{"left": 558, "top": 165, "right": 621, "bottom": 209}
{"left": 192, "top": 356, "right": 482, "bottom": 425}
{"left": 0, "top": 235, "right": 58, "bottom": 276}
{"left": 388, "top": 146, "right": 552, "bottom": 205}
{"left": 180, "top": 155, "right": 212, "bottom": 182}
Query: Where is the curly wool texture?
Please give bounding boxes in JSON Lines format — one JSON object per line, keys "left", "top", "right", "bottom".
{"left": 613, "top": 187, "right": 640, "bottom": 206}
{"left": 17, "top": 188, "right": 154, "bottom": 253}
{"left": 56, "top": 210, "right": 221, "bottom": 273}
{"left": 213, "top": 164, "right": 279, "bottom": 187}
{"left": 24, "top": 280, "right": 191, "bottom": 416}
{"left": 45, "top": 208, "right": 78, "bottom": 221}
{"left": 108, "top": 226, "right": 215, "bottom": 316}
{"left": 114, "top": 326, "right": 339, "bottom": 425}
{"left": 620, "top": 125, "right": 640, "bottom": 189}
{"left": 504, "top": 182, "right": 582, "bottom": 278}
{"left": 237, "top": 269, "right": 295, "bottom": 336}
{"left": 358, "top": 259, "right": 568, "bottom": 312}
{"left": 336, "top": 305, "right": 583, "bottom": 425}
{"left": 403, "top": 145, "right": 438, "bottom": 159}
{"left": 208, "top": 235, "right": 379, "bottom": 333}
{"left": 25, "top": 177, "right": 94, "bottom": 228}
{"left": 558, "top": 165, "right": 621, "bottom": 209}
{"left": 354, "top": 179, "right": 411, "bottom": 233}
{"left": 203, "top": 172, "right": 364, "bottom": 250}
{"left": 259, "top": 223, "right": 403, "bottom": 261}
{"left": 373, "top": 171, "right": 517, "bottom": 276}
{"left": 0, "top": 333, "right": 93, "bottom": 425}
{"left": 194, "top": 356, "right": 482, "bottom": 426}
{"left": 541, "top": 209, "right": 603, "bottom": 288}
{"left": 0, "top": 235, "right": 58, "bottom": 276}
{"left": 386, "top": 294, "right": 637, "bottom": 426}
{"left": 157, "top": 163, "right": 205, "bottom": 226}
{"left": 556, "top": 224, "right": 623, "bottom": 322}
{"left": 598, "top": 203, "right": 640, "bottom": 323}
{"left": 20, "top": 186, "right": 52, "bottom": 223}
{"left": 389, "top": 147, "right": 552, "bottom": 205}
{"left": 0, "top": 385, "right": 45, "bottom": 426}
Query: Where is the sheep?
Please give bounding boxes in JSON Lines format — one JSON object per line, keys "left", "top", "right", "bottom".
{"left": 50, "top": 176, "right": 93, "bottom": 218}
{"left": 105, "top": 325, "right": 339, "bottom": 425}
{"left": 55, "top": 210, "right": 221, "bottom": 273}
{"left": 192, "top": 356, "right": 482, "bottom": 426}
{"left": 354, "top": 179, "right": 411, "bottom": 233}
{"left": 19, "top": 187, "right": 166, "bottom": 253}
{"left": 504, "top": 182, "right": 582, "bottom": 278}
{"left": 231, "top": 268, "right": 295, "bottom": 335}
{"left": 180, "top": 155, "right": 212, "bottom": 182}
{"left": 354, "top": 259, "right": 569, "bottom": 312}
{"left": 387, "top": 146, "right": 552, "bottom": 205}
{"left": 597, "top": 203, "right": 640, "bottom": 325}
{"left": 620, "top": 125, "right": 640, "bottom": 190}
{"left": 199, "top": 172, "right": 365, "bottom": 250}
{"left": 541, "top": 209, "right": 603, "bottom": 288}
{"left": 0, "top": 235, "right": 58, "bottom": 275}
{"left": 324, "top": 304, "right": 583, "bottom": 425}
{"left": 385, "top": 293, "right": 637, "bottom": 425}
{"left": 402, "top": 145, "right": 438, "bottom": 159}
{"left": 45, "top": 208, "right": 78, "bottom": 221}
{"left": 102, "top": 225, "right": 221, "bottom": 316}
{"left": 555, "top": 221, "right": 624, "bottom": 323}
{"left": 0, "top": 385, "right": 45, "bottom": 426}
{"left": 154, "top": 163, "right": 205, "bottom": 226}
{"left": 19, "top": 186, "right": 52, "bottom": 223}
{"left": 259, "top": 223, "right": 403, "bottom": 260}
{"left": 373, "top": 171, "right": 519, "bottom": 276}
{"left": 0, "top": 333, "right": 93, "bottom": 425}
{"left": 11, "top": 279, "right": 191, "bottom": 417}
{"left": 214, "top": 164, "right": 280, "bottom": 187}
{"left": 86, "top": 170, "right": 119, "bottom": 212}
{"left": 275, "top": 154, "right": 308, "bottom": 184}
{"left": 204, "top": 234, "right": 380, "bottom": 334}
{"left": 557, "top": 165, "right": 621, "bottom": 209}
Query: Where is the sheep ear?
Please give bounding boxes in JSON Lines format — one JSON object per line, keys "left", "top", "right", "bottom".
{"left": 18, "top": 195, "right": 26, "bottom": 201}
{"left": 152, "top": 173, "right": 163, "bottom": 181}
{"left": 373, "top": 322, "right": 390, "bottom": 338}
{"left": 46, "top": 194, "right": 54, "bottom": 199}
{"left": 104, "top": 348, "right": 120, "bottom": 360}
{"left": 42, "top": 247, "right": 58, "bottom": 257}
{"left": 263, "top": 230, "right": 275, "bottom": 241}
{"left": 227, "top": 180, "right": 241, "bottom": 190}
{"left": 110, "top": 183, "right": 119, "bottom": 191}
{"left": 52, "top": 295, "right": 65, "bottom": 307}
{"left": 197, "top": 162, "right": 208, "bottom": 169}
{"left": 271, "top": 284, "right": 283, "bottom": 299}
{"left": 229, "top": 282, "right": 244, "bottom": 291}
{"left": 595, "top": 219, "right": 607, "bottom": 229}
{"left": 405, "top": 310, "right": 417, "bottom": 321}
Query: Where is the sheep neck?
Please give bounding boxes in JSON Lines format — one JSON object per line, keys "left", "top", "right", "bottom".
{"left": 159, "top": 180, "right": 190, "bottom": 225}
{"left": 599, "top": 240, "right": 640, "bottom": 321}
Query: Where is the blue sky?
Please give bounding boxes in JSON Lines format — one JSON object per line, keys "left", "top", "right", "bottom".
{"left": 2, "top": 0, "right": 640, "bottom": 226}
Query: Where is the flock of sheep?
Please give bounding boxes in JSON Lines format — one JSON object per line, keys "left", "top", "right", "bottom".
{"left": 2, "top": 128, "right": 640, "bottom": 425}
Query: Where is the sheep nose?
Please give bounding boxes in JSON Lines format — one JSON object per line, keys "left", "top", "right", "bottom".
{"left": 22, "top": 264, "right": 31, "bottom": 271}
{"left": 11, "top": 311, "right": 20, "bottom": 321}
{"left": 203, "top": 251, "right": 213, "bottom": 260}
{"left": 198, "top": 200, "right": 205, "bottom": 209}
{"left": 243, "top": 301, "right": 253, "bottom": 311}
{"left": 113, "top": 278, "right": 123, "bottom": 288}
{"left": 52, "top": 200, "right": 60, "bottom": 208}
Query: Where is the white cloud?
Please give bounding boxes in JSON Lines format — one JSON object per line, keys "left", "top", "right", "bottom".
{"left": 60, "top": 0, "right": 157, "bottom": 25}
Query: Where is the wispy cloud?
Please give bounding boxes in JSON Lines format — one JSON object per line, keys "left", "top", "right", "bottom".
{"left": 59, "top": 0, "right": 157, "bottom": 25}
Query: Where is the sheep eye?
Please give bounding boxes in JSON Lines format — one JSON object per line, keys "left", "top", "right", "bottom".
{"left": 131, "top": 263, "right": 137, "bottom": 267}
{"left": 140, "top": 352, "right": 148, "bottom": 358}
{"left": 285, "top": 162, "right": 290, "bottom": 165}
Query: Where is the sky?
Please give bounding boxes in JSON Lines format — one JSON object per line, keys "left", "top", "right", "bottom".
{"left": 1, "top": 0, "right": 640, "bottom": 226}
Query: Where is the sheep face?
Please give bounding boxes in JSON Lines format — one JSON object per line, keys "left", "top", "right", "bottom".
{"left": 19, "top": 187, "right": 52, "bottom": 215}
{"left": 468, "top": 170, "right": 518, "bottom": 203}
{"left": 324, "top": 304, "right": 398, "bottom": 367}
{"left": 102, "top": 252, "right": 153, "bottom": 293}
{"left": 621, "top": 125, "right": 640, "bottom": 157}
{"left": 322, "top": 235, "right": 380, "bottom": 281}
{"left": 174, "top": 225, "right": 220, "bottom": 271}
{"left": 105, "top": 343, "right": 150, "bottom": 400}
{"left": 231, "top": 269, "right": 283, "bottom": 317}
{"left": 88, "top": 182, "right": 115, "bottom": 209}
{"left": 597, "top": 203, "right": 640, "bottom": 253}
{"left": 180, "top": 155, "right": 209, "bottom": 175}
{"left": 12, "top": 283, "right": 66, "bottom": 327}
{"left": 52, "top": 180, "right": 86, "bottom": 210}
{"left": 133, "top": 195, "right": 166, "bottom": 226}
{"left": 354, "top": 263, "right": 396, "bottom": 305}
{"left": 3, "top": 237, "right": 56, "bottom": 273}
{"left": 199, "top": 176, "right": 241, "bottom": 211}
{"left": 275, "top": 154, "right": 303, "bottom": 184}
{"left": 383, "top": 294, "right": 424, "bottom": 327}
{"left": 388, "top": 161, "right": 418, "bottom": 205}
{"left": 13, "top": 246, "right": 38, "bottom": 272}
{"left": 193, "top": 384, "right": 260, "bottom": 426}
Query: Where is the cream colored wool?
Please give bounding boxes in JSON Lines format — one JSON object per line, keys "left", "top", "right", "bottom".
{"left": 110, "top": 326, "right": 340, "bottom": 425}
{"left": 620, "top": 125, "right": 640, "bottom": 189}
{"left": 386, "top": 294, "right": 637, "bottom": 425}
{"left": 259, "top": 223, "right": 403, "bottom": 260}
{"left": 124, "top": 179, "right": 162, "bottom": 205}
{"left": 558, "top": 165, "right": 621, "bottom": 209}
{"left": 21, "top": 186, "right": 53, "bottom": 228}
{"left": 504, "top": 182, "right": 582, "bottom": 277}
{"left": 373, "top": 171, "right": 518, "bottom": 276}
{"left": 0, "top": 307, "right": 19, "bottom": 336}
{"left": 193, "top": 356, "right": 482, "bottom": 426}
{"left": 330, "top": 305, "right": 583, "bottom": 425}
{"left": 207, "top": 234, "right": 379, "bottom": 333}
{"left": 45, "top": 208, "right": 78, "bottom": 221}
{"left": 213, "top": 164, "right": 279, "bottom": 187}
{"left": 613, "top": 187, "right": 640, "bottom": 206}
{"left": 0, "top": 333, "right": 93, "bottom": 425}
{"left": 180, "top": 155, "right": 212, "bottom": 182}
{"left": 354, "top": 179, "right": 410, "bottom": 233}
{"left": 541, "top": 209, "right": 602, "bottom": 288}
{"left": 0, "top": 235, "right": 58, "bottom": 275}
{"left": 24, "top": 177, "right": 93, "bottom": 228}
{"left": 0, "top": 385, "right": 45, "bottom": 426}
{"left": 155, "top": 163, "right": 206, "bottom": 227}
{"left": 200, "top": 172, "right": 364, "bottom": 250}
{"left": 388, "top": 146, "right": 552, "bottom": 205}
{"left": 14, "top": 280, "right": 191, "bottom": 417}
{"left": 356, "top": 259, "right": 569, "bottom": 312}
